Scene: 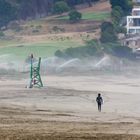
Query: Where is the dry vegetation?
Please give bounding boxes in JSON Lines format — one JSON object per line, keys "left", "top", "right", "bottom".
{"left": 3, "top": 1, "right": 110, "bottom": 45}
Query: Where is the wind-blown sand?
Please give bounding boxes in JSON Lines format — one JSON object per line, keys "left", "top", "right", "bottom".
{"left": 0, "top": 74, "right": 140, "bottom": 139}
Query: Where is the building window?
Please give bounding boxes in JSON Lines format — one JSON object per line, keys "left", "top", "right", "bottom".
{"left": 129, "top": 29, "right": 135, "bottom": 33}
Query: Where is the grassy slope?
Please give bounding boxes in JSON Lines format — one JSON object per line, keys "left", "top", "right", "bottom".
{"left": 57, "top": 12, "right": 110, "bottom": 20}
{"left": 0, "top": 1, "right": 111, "bottom": 61}
{"left": 0, "top": 41, "right": 80, "bottom": 60}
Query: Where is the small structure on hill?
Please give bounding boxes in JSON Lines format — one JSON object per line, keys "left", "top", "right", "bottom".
{"left": 124, "top": 6, "right": 140, "bottom": 51}
{"left": 127, "top": 8, "right": 140, "bottom": 34}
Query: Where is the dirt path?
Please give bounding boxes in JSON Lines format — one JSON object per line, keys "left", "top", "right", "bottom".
{"left": 0, "top": 75, "right": 140, "bottom": 139}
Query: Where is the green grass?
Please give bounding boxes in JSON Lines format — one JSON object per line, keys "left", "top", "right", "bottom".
{"left": 82, "top": 12, "right": 110, "bottom": 20}
{"left": 0, "top": 40, "right": 80, "bottom": 60}
{"left": 57, "top": 12, "right": 110, "bottom": 21}
{"left": 0, "top": 40, "right": 19, "bottom": 47}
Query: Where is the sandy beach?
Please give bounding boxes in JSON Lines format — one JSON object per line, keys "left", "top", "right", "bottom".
{"left": 0, "top": 74, "right": 139, "bottom": 139}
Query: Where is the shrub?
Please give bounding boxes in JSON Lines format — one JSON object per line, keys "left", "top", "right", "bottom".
{"left": 32, "top": 29, "right": 39, "bottom": 33}
{"left": 0, "top": 31, "right": 5, "bottom": 37}
{"left": 55, "top": 40, "right": 103, "bottom": 59}
{"left": 52, "top": 26, "right": 65, "bottom": 33}
{"left": 111, "top": 9, "right": 121, "bottom": 25}
{"left": 30, "top": 25, "right": 34, "bottom": 27}
{"left": 68, "top": 10, "right": 82, "bottom": 22}
{"left": 112, "top": 45, "right": 132, "bottom": 58}
{"left": 100, "top": 22, "right": 117, "bottom": 43}
{"left": 55, "top": 40, "right": 133, "bottom": 59}
{"left": 53, "top": 1, "right": 70, "bottom": 14}
{"left": 36, "top": 25, "right": 42, "bottom": 29}
{"left": 100, "top": 31, "right": 117, "bottom": 43}
{"left": 103, "top": 43, "right": 132, "bottom": 58}
{"left": 110, "top": 0, "right": 133, "bottom": 15}
{"left": 55, "top": 50, "right": 64, "bottom": 57}
{"left": 115, "top": 26, "right": 127, "bottom": 34}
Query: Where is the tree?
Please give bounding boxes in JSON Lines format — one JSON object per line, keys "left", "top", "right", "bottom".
{"left": 100, "top": 22, "right": 117, "bottom": 43}
{"left": 18, "top": 0, "right": 36, "bottom": 20}
{"left": 17, "top": 0, "right": 54, "bottom": 19}
{"left": 55, "top": 50, "right": 64, "bottom": 57}
{"left": 68, "top": 10, "right": 82, "bottom": 22}
{"left": 110, "top": 0, "right": 133, "bottom": 15}
{"left": 86, "top": 0, "right": 92, "bottom": 7}
{"left": 0, "top": 0, "right": 101, "bottom": 23}
{"left": 0, "top": 0, "right": 17, "bottom": 28}
{"left": 111, "top": 6, "right": 123, "bottom": 25}
{"left": 53, "top": 1, "right": 70, "bottom": 14}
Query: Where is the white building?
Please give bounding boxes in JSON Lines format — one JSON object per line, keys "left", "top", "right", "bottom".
{"left": 127, "top": 8, "right": 140, "bottom": 34}
{"left": 133, "top": 0, "right": 140, "bottom": 3}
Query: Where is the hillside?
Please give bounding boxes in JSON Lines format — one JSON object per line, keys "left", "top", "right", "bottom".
{"left": 1, "top": 1, "right": 140, "bottom": 140}
{"left": 0, "top": 0, "right": 111, "bottom": 60}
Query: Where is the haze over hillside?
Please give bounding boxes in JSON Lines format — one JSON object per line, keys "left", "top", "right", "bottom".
{"left": 0, "top": 0, "right": 136, "bottom": 74}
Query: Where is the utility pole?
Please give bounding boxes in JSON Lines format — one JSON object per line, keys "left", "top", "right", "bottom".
{"left": 29, "top": 54, "right": 43, "bottom": 88}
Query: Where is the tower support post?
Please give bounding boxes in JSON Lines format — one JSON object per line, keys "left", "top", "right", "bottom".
{"left": 29, "top": 54, "right": 43, "bottom": 88}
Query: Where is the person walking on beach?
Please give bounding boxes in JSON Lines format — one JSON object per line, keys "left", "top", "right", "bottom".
{"left": 96, "top": 93, "right": 103, "bottom": 112}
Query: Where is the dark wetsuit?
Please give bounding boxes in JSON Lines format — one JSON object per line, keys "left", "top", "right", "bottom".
{"left": 96, "top": 96, "right": 103, "bottom": 112}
